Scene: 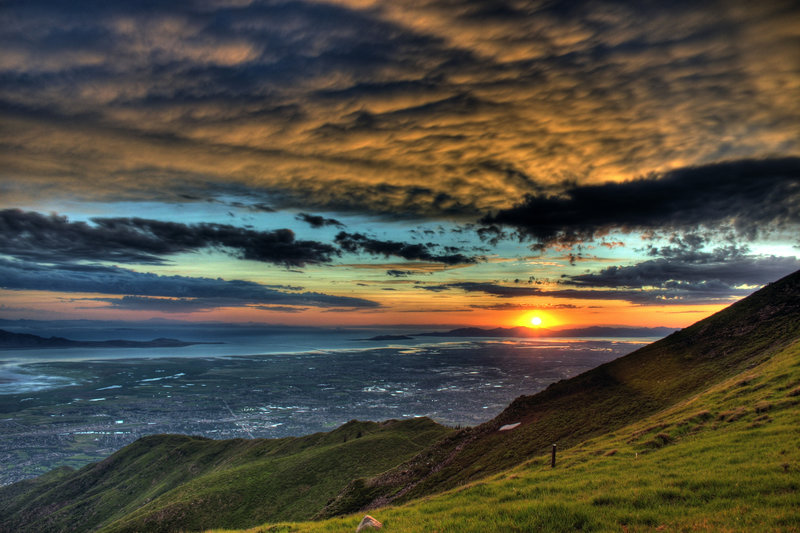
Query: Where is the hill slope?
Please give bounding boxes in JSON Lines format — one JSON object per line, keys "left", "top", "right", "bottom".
{"left": 0, "top": 418, "right": 450, "bottom": 533}
{"left": 319, "top": 270, "right": 800, "bottom": 516}
{"left": 235, "top": 327, "right": 800, "bottom": 532}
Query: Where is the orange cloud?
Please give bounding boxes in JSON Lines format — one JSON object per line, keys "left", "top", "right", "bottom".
{"left": 1, "top": 2, "right": 797, "bottom": 219}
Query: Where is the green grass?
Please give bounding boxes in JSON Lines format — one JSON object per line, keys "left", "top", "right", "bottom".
{"left": 0, "top": 418, "right": 451, "bottom": 533}
{"left": 211, "top": 340, "right": 800, "bottom": 532}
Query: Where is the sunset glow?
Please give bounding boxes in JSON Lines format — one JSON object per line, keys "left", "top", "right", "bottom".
{"left": 512, "top": 311, "right": 560, "bottom": 330}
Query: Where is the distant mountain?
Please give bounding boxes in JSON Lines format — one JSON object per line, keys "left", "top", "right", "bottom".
{"left": 0, "top": 329, "right": 219, "bottom": 350}
{"left": 554, "top": 325, "right": 678, "bottom": 337}
{"left": 357, "top": 334, "right": 415, "bottom": 341}
{"left": 419, "top": 325, "right": 677, "bottom": 338}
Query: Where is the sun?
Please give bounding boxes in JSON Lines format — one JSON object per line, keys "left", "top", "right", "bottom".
{"left": 513, "top": 311, "right": 558, "bottom": 329}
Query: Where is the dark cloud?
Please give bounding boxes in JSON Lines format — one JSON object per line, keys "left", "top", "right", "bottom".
{"left": 226, "top": 201, "right": 275, "bottom": 213}
{"left": 476, "top": 225, "right": 510, "bottom": 246}
{"left": 320, "top": 307, "right": 373, "bottom": 313}
{"left": 470, "top": 303, "right": 580, "bottom": 311}
{"left": 0, "top": 209, "right": 169, "bottom": 265}
{"left": 85, "top": 298, "right": 311, "bottom": 314}
{"left": 567, "top": 255, "right": 800, "bottom": 292}
{"left": 0, "top": 258, "right": 379, "bottom": 309}
{"left": 84, "top": 296, "right": 240, "bottom": 313}
{"left": 419, "top": 279, "right": 754, "bottom": 305}
{"left": 420, "top": 282, "right": 542, "bottom": 297}
{"left": 386, "top": 270, "right": 421, "bottom": 277}
{"left": 482, "top": 158, "right": 800, "bottom": 248}
{"left": 94, "top": 217, "right": 339, "bottom": 267}
{"left": 395, "top": 307, "right": 472, "bottom": 313}
{"left": 422, "top": 245, "right": 800, "bottom": 304}
{"left": 0, "top": 209, "right": 338, "bottom": 267}
{"left": 335, "top": 231, "right": 479, "bottom": 265}
{"left": 644, "top": 234, "right": 748, "bottom": 263}
{"left": 295, "top": 212, "right": 345, "bottom": 229}
{"left": 252, "top": 305, "right": 309, "bottom": 313}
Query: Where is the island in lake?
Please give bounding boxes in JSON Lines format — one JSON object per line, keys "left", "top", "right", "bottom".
{"left": 357, "top": 334, "right": 415, "bottom": 341}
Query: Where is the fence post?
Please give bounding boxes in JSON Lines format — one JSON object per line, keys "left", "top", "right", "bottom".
{"left": 551, "top": 443, "right": 557, "bottom": 468}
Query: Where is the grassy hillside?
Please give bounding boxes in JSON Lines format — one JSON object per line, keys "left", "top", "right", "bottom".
{"left": 0, "top": 418, "right": 451, "bottom": 533}
{"left": 212, "top": 324, "right": 800, "bottom": 532}
{"left": 318, "top": 270, "right": 800, "bottom": 516}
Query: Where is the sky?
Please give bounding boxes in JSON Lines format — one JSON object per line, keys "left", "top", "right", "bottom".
{"left": 1, "top": 0, "right": 799, "bottom": 330}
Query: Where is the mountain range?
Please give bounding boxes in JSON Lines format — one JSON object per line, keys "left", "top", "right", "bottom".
{"left": 0, "top": 329, "right": 219, "bottom": 350}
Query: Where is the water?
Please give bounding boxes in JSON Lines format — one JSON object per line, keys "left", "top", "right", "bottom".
{"left": 0, "top": 334, "right": 656, "bottom": 485}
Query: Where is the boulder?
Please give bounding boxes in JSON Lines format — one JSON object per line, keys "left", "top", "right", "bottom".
{"left": 356, "top": 514, "right": 383, "bottom": 531}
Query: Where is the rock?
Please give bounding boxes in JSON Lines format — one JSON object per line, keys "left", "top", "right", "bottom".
{"left": 356, "top": 514, "right": 383, "bottom": 531}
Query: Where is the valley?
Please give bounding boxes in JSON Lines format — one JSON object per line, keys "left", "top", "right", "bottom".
{"left": 2, "top": 271, "right": 799, "bottom": 532}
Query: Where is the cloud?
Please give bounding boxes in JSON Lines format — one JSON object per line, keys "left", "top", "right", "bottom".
{"left": 567, "top": 254, "right": 800, "bottom": 292}
{"left": 295, "top": 212, "right": 345, "bottom": 228}
{"left": 644, "top": 234, "right": 748, "bottom": 263}
{"left": 335, "top": 231, "right": 479, "bottom": 265}
{"left": 482, "top": 158, "right": 800, "bottom": 248}
{"left": 0, "top": 209, "right": 339, "bottom": 267}
{"left": 476, "top": 225, "right": 511, "bottom": 246}
{"left": 421, "top": 243, "right": 800, "bottom": 305}
{"left": 470, "top": 303, "right": 581, "bottom": 311}
{"left": 1, "top": 1, "right": 797, "bottom": 221}
{"left": 418, "top": 280, "right": 753, "bottom": 305}
{"left": 420, "top": 282, "right": 542, "bottom": 297}
{"left": 84, "top": 296, "right": 245, "bottom": 313}
{"left": 0, "top": 258, "right": 380, "bottom": 310}
{"left": 85, "top": 298, "right": 311, "bottom": 314}
{"left": 338, "top": 262, "right": 471, "bottom": 274}
{"left": 223, "top": 201, "right": 275, "bottom": 213}
{"left": 386, "top": 270, "right": 421, "bottom": 277}
{"left": 252, "top": 305, "right": 310, "bottom": 313}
